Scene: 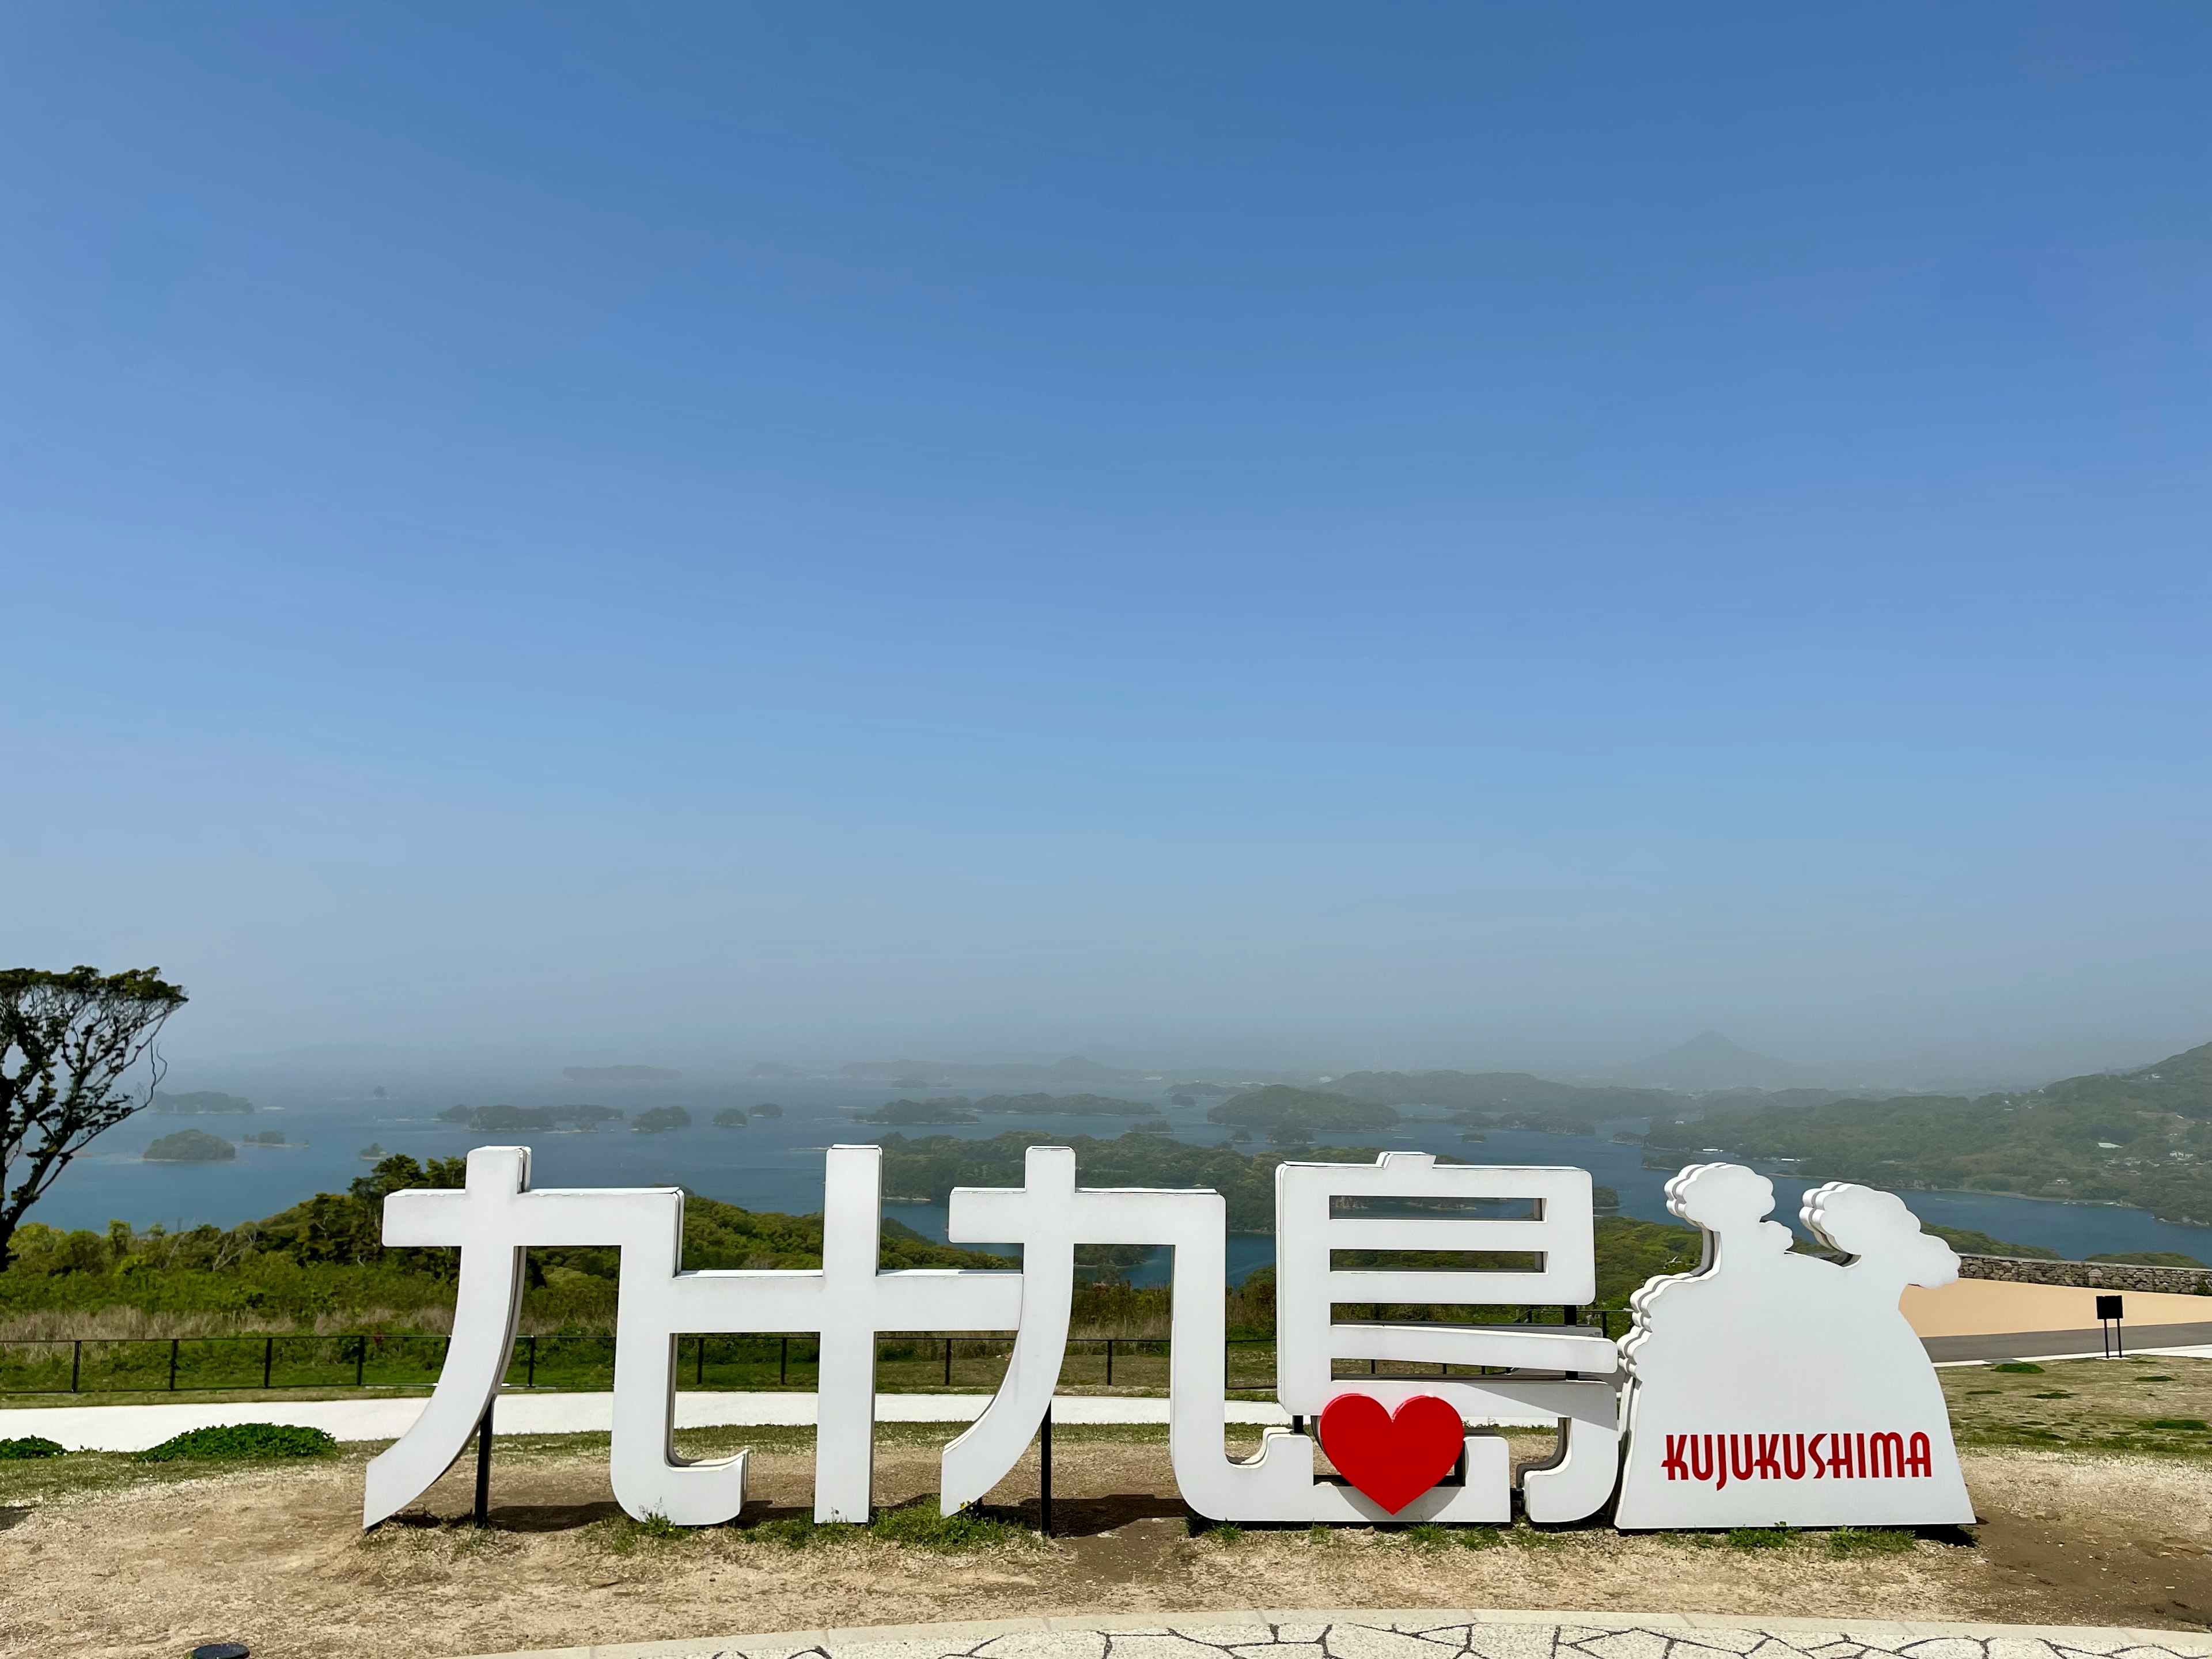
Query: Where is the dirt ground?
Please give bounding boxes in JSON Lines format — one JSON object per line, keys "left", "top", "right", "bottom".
{"left": 3, "top": 1357, "right": 2210, "bottom": 1659}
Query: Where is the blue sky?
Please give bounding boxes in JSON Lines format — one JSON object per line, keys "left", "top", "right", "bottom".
{"left": 3, "top": 3, "right": 2205, "bottom": 1077}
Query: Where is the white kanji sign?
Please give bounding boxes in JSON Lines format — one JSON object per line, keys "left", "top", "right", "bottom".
{"left": 366, "top": 1145, "right": 1968, "bottom": 1535}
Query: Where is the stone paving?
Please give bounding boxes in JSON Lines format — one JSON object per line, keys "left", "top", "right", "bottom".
{"left": 453, "top": 1609, "right": 2212, "bottom": 1659}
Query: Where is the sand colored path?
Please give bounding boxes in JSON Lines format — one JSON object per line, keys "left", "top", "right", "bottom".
{"left": 1903, "top": 1278, "right": 2212, "bottom": 1338}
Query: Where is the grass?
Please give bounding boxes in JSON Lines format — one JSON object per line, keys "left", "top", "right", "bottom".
{"left": 1942, "top": 1354, "right": 2212, "bottom": 1456}
{"left": 1197, "top": 1521, "right": 1244, "bottom": 1544}
{"left": 868, "top": 1499, "right": 1035, "bottom": 1551}
{"left": 1726, "top": 1525, "right": 1795, "bottom": 1550}
{"left": 1828, "top": 1527, "right": 1915, "bottom": 1555}
{"left": 589, "top": 1495, "right": 1039, "bottom": 1553}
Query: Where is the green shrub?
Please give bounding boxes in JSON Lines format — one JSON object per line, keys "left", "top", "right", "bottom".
{"left": 2143, "top": 1418, "right": 2210, "bottom": 1431}
{"left": 135, "top": 1422, "right": 339, "bottom": 1462}
{"left": 1991, "top": 1361, "right": 2045, "bottom": 1374}
{"left": 0, "top": 1436, "right": 65, "bottom": 1460}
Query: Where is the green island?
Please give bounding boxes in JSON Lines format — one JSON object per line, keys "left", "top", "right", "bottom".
{"left": 1205, "top": 1084, "right": 1399, "bottom": 1138}
{"left": 1638, "top": 1039, "right": 2212, "bottom": 1226}
{"left": 141, "top": 1128, "right": 234, "bottom": 1163}
{"left": 862, "top": 1097, "right": 979, "bottom": 1124}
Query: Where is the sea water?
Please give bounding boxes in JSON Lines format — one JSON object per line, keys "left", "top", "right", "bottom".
{"left": 26, "top": 1072, "right": 2211, "bottom": 1283}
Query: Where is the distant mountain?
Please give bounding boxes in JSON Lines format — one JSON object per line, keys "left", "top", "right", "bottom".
{"left": 747, "top": 1062, "right": 807, "bottom": 1079}
{"left": 562, "top": 1065, "right": 683, "bottom": 1084}
{"left": 1605, "top": 1032, "right": 1808, "bottom": 1092}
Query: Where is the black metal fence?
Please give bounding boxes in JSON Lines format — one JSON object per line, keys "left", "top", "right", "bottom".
{"left": 0, "top": 1306, "right": 1630, "bottom": 1397}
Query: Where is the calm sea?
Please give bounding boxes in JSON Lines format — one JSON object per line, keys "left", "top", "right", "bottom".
{"left": 31, "top": 1073, "right": 2211, "bottom": 1284}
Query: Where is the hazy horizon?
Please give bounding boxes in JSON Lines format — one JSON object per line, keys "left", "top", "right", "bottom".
{"left": 7, "top": 6, "right": 2206, "bottom": 1086}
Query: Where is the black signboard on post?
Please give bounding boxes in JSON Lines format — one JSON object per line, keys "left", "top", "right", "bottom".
{"left": 2097, "top": 1293, "right": 2124, "bottom": 1357}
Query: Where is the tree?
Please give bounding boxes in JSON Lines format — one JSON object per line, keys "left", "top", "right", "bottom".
{"left": 0, "top": 966, "right": 187, "bottom": 1269}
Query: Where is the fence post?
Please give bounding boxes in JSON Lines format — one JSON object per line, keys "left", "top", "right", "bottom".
{"left": 168, "top": 1338, "right": 179, "bottom": 1391}
{"left": 1105, "top": 1337, "right": 1113, "bottom": 1385}
{"left": 943, "top": 1336, "right": 952, "bottom": 1387}
{"left": 696, "top": 1335, "right": 705, "bottom": 1386}
{"left": 263, "top": 1335, "right": 274, "bottom": 1389}
{"left": 779, "top": 1335, "right": 788, "bottom": 1385}
{"left": 355, "top": 1334, "right": 366, "bottom": 1387}
{"left": 527, "top": 1334, "right": 537, "bottom": 1388}
{"left": 71, "top": 1340, "right": 81, "bottom": 1392}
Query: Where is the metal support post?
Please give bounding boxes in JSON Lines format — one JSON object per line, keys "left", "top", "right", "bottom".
{"left": 1038, "top": 1404, "right": 1053, "bottom": 1536}
{"left": 169, "top": 1338, "right": 179, "bottom": 1391}
{"left": 263, "top": 1336, "right": 274, "bottom": 1389}
{"left": 473, "top": 1397, "right": 494, "bottom": 1525}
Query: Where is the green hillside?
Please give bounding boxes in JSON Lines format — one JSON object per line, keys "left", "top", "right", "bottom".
{"left": 1641, "top": 1040, "right": 2212, "bottom": 1225}
{"left": 0, "top": 1154, "right": 1010, "bottom": 1325}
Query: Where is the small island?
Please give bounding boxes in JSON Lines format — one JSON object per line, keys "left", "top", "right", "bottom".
{"left": 749, "top": 1102, "right": 784, "bottom": 1119}
{"left": 863, "top": 1097, "right": 979, "bottom": 1126}
{"left": 631, "top": 1106, "right": 692, "bottom": 1133}
{"left": 143, "top": 1128, "right": 236, "bottom": 1162}
{"left": 712, "top": 1107, "right": 748, "bottom": 1128}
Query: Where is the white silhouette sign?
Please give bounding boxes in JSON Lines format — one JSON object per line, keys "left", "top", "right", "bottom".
{"left": 1612, "top": 1162, "right": 1974, "bottom": 1529}
{"left": 368, "top": 1146, "right": 1972, "bottom": 1533}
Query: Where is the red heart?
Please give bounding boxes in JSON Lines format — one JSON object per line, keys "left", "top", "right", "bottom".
{"left": 1316, "top": 1392, "right": 1465, "bottom": 1514}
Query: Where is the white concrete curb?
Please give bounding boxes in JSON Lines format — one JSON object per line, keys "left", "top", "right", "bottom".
{"left": 442, "top": 1608, "right": 2212, "bottom": 1659}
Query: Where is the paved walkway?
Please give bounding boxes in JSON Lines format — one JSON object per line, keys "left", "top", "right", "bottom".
{"left": 0, "top": 1391, "right": 1305, "bottom": 1453}
{"left": 447, "top": 1609, "right": 2212, "bottom": 1659}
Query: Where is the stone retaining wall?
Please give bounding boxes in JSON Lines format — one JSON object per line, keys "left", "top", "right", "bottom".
{"left": 1959, "top": 1254, "right": 2212, "bottom": 1296}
